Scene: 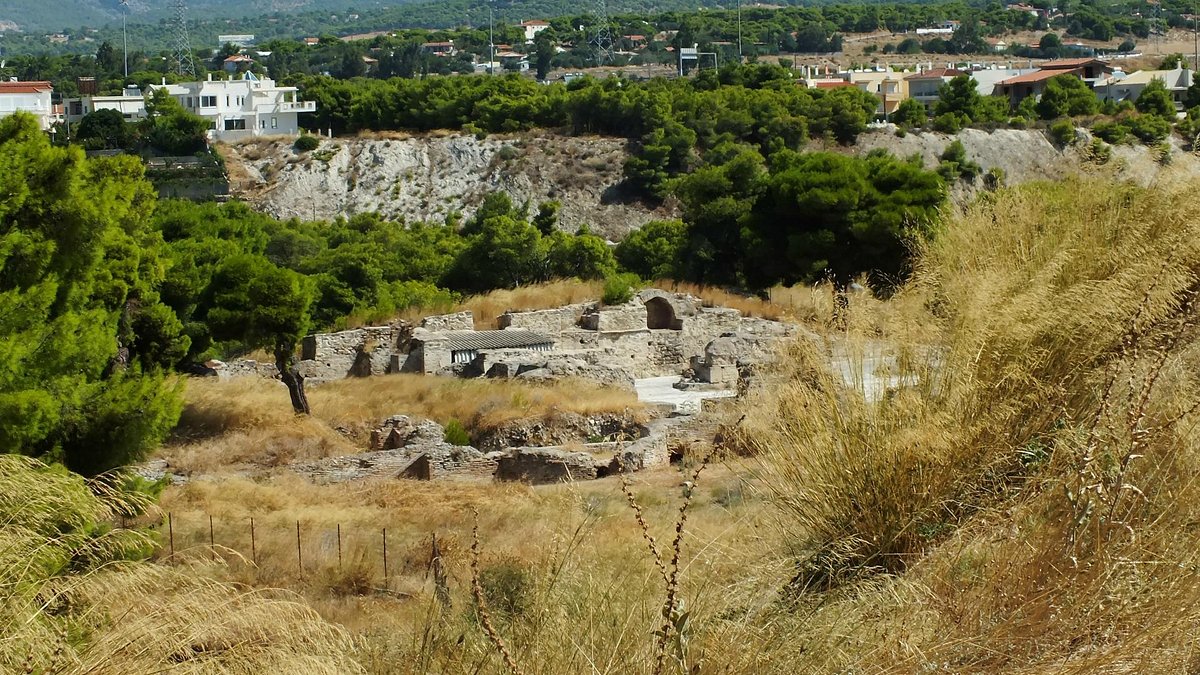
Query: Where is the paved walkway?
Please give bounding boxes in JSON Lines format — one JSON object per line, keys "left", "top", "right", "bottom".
{"left": 634, "top": 376, "right": 736, "bottom": 414}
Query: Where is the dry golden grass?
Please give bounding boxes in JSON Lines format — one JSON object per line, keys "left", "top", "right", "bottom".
{"left": 727, "top": 177, "right": 1200, "bottom": 671}
{"left": 165, "top": 374, "right": 645, "bottom": 473}
{"left": 0, "top": 456, "right": 361, "bottom": 674}
{"left": 384, "top": 279, "right": 605, "bottom": 329}
{"left": 154, "top": 463, "right": 775, "bottom": 675}
{"left": 29, "top": 177, "right": 1200, "bottom": 673}
{"left": 652, "top": 280, "right": 792, "bottom": 322}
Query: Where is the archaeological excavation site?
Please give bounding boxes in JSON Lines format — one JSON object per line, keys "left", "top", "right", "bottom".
{"left": 153, "top": 288, "right": 804, "bottom": 486}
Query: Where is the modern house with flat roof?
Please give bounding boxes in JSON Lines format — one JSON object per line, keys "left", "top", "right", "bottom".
{"left": 151, "top": 73, "right": 316, "bottom": 141}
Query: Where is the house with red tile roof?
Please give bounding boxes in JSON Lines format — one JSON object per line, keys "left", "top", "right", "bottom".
{"left": 994, "top": 58, "right": 1113, "bottom": 107}
{"left": 0, "top": 80, "right": 56, "bottom": 130}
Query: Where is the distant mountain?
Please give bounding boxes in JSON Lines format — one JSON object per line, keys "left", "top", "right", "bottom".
{"left": 0, "top": 0, "right": 408, "bottom": 33}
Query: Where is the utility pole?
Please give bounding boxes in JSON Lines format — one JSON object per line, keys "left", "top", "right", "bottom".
{"left": 121, "top": 0, "right": 129, "bottom": 78}
{"left": 171, "top": 0, "right": 197, "bottom": 77}
{"left": 488, "top": 0, "right": 495, "bottom": 74}
{"left": 737, "top": 0, "right": 743, "bottom": 61}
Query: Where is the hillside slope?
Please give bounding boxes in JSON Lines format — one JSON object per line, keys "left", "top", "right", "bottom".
{"left": 222, "top": 132, "right": 677, "bottom": 240}
{"left": 0, "top": 0, "right": 396, "bottom": 32}
{"left": 224, "top": 127, "right": 1200, "bottom": 239}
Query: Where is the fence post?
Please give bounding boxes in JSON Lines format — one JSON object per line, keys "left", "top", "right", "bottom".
{"left": 337, "top": 523, "right": 342, "bottom": 568}
{"left": 168, "top": 512, "right": 174, "bottom": 559}
{"left": 382, "top": 528, "right": 389, "bottom": 582}
{"left": 296, "top": 521, "right": 303, "bottom": 577}
{"left": 250, "top": 518, "right": 256, "bottom": 565}
{"left": 209, "top": 514, "right": 215, "bottom": 560}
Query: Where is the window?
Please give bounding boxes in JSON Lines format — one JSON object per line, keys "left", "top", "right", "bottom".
{"left": 186, "top": 97, "right": 193, "bottom": 108}
{"left": 200, "top": 95, "right": 216, "bottom": 107}
{"left": 271, "top": 117, "right": 278, "bottom": 129}
{"left": 226, "top": 96, "right": 230, "bottom": 106}
{"left": 259, "top": 119, "right": 266, "bottom": 129}
{"left": 223, "top": 119, "right": 247, "bottom": 131}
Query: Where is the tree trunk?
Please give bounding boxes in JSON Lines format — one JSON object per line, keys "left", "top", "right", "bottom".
{"left": 275, "top": 350, "right": 311, "bottom": 415}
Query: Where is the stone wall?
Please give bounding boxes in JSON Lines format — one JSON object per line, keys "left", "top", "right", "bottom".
{"left": 496, "top": 448, "right": 601, "bottom": 483}
{"left": 420, "top": 311, "right": 474, "bottom": 332}
{"left": 581, "top": 302, "right": 649, "bottom": 332}
{"left": 300, "top": 324, "right": 406, "bottom": 382}
{"left": 498, "top": 304, "right": 587, "bottom": 333}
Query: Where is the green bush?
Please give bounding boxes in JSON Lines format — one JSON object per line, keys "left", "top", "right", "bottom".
{"left": 1048, "top": 119, "right": 1076, "bottom": 147}
{"left": 1008, "top": 116, "right": 1028, "bottom": 129}
{"left": 1092, "top": 121, "right": 1129, "bottom": 144}
{"left": 443, "top": 419, "right": 471, "bottom": 446}
{"left": 601, "top": 272, "right": 640, "bottom": 305}
{"left": 1084, "top": 138, "right": 1112, "bottom": 165}
{"left": 1124, "top": 115, "right": 1171, "bottom": 144}
{"left": 932, "top": 112, "right": 964, "bottom": 133}
{"left": 479, "top": 558, "right": 532, "bottom": 617}
{"left": 293, "top": 135, "right": 320, "bottom": 152}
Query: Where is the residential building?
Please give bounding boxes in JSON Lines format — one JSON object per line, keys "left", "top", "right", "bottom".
{"left": 1097, "top": 68, "right": 1193, "bottom": 110}
{"left": 521, "top": 20, "right": 550, "bottom": 43}
{"left": 64, "top": 86, "right": 150, "bottom": 125}
{"left": 971, "top": 67, "right": 1037, "bottom": 97}
{"left": 994, "top": 58, "right": 1114, "bottom": 108}
{"left": 217, "top": 34, "right": 255, "bottom": 49}
{"left": 849, "top": 70, "right": 909, "bottom": 118}
{"left": 905, "top": 68, "right": 964, "bottom": 112}
{"left": 422, "top": 41, "right": 457, "bottom": 56}
{"left": 151, "top": 73, "right": 316, "bottom": 141}
{"left": 0, "top": 79, "right": 55, "bottom": 130}
{"left": 495, "top": 51, "right": 530, "bottom": 72}
{"left": 223, "top": 54, "right": 255, "bottom": 73}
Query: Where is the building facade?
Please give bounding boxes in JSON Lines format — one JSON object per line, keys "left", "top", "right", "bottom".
{"left": 152, "top": 73, "right": 316, "bottom": 141}
{"left": 0, "top": 80, "right": 55, "bottom": 130}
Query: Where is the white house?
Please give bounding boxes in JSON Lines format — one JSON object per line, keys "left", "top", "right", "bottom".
{"left": 64, "top": 86, "right": 150, "bottom": 125}
{"left": 0, "top": 79, "right": 56, "bottom": 130}
{"left": 521, "top": 20, "right": 550, "bottom": 43}
{"left": 1097, "top": 68, "right": 1193, "bottom": 110}
{"left": 151, "top": 72, "right": 316, "bottom": 141}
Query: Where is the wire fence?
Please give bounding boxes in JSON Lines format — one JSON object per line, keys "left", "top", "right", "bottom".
{"left": 156, "top": 512, "right": 448, "bottom": 592}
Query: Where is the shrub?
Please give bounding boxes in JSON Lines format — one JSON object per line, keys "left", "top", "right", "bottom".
{"left": 601, "top": 272, "right": 640, "bottom": 305}
{"left": 931, "top": 112, "right": 963, "bottom": 133}
{"left": 293, "top": 135, "right": 320, "bottom": 152}
{"left": 495, "top": 145, "right": 519, "bottom": 161}
{"left": 1048, "top": 118, "right": 1076, "bottom": 147}
{"left": 1084, "top": 138, "right": 1112, "bottom": 164}
{"left": 443, "top": 418, "right": 471, "bottom": 446}
{"left": 983, "top": 166, "right": 1006, "bottom": 190}
{"left": 1008, "top": 116, "right": 1028, "bottom": 129}
{"left": 1092, "top": 121, "right": 1129, "bottom": 144}
{"left": 1124, "top": 114, "right": 1171, "bottom": 144}
{"left": 937, "top": 140, "right": 981, "bottom": 182}
{"left": 479, "top": 558, "right": 531, "bottom": 617}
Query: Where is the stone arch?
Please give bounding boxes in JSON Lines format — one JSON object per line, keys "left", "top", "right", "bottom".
{"left": 645, "top": 296, "right": 680, "bottom": 330}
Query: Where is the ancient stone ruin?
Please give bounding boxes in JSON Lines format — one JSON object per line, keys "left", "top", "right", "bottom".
{"left": 200, "top": 288, "right": 800, "bottom": 485}
{"left": 224, "top": 289, "right": 797, "bottom": 390}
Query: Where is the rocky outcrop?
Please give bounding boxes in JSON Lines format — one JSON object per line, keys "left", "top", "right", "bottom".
{"left": 472, "top": 410, "right": 646, "bottom": 451}
{"left": 496, "top": 448, "right": 602, "bottom": 483}
{"left": 223, "top": 133, "right": 676, "bottom": 240}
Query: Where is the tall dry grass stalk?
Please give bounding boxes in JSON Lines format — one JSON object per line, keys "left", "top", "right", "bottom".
{"left": 0, "top": 456, "right": 361, "bottom": 674}
{"left": 728, "top": 177, "right": 1200, "bottom": 671}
